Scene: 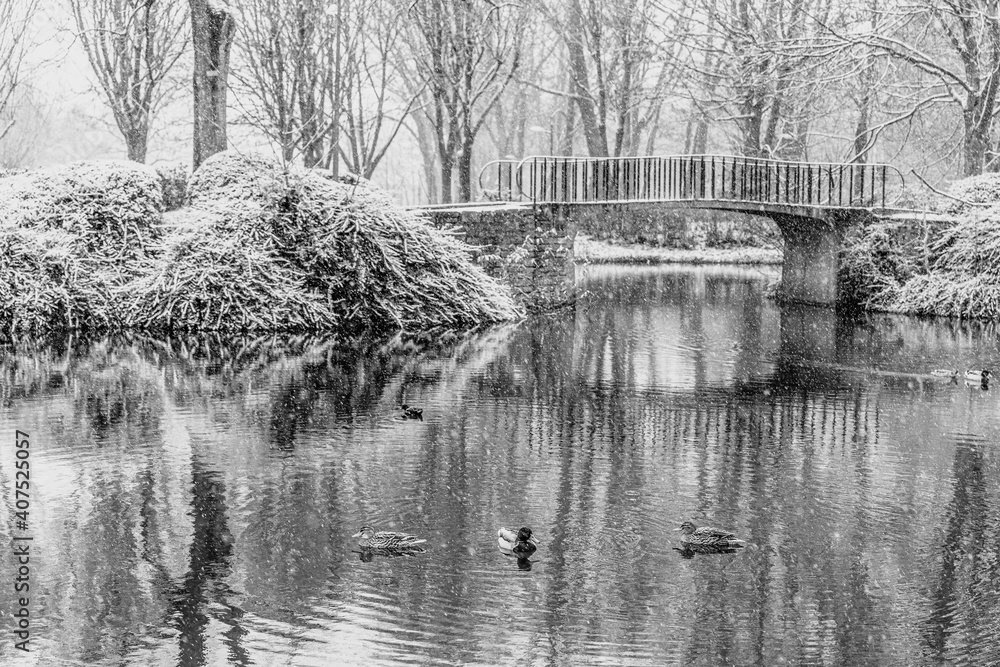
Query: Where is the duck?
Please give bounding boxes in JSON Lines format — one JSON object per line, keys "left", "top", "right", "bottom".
{"left": 401, "top": 404, "right": 423, "bottom": 420}
{"left": 676, "top": 521, "right": 746, "bottom": 549}
{"left": 497, "top": 526, "right": 539, "bottom": 556}
{"left": 352, "top": 526, "right": 427, "bottom": 551}
{"left": 965, "top": 369, "right": 990, "bottom": 384}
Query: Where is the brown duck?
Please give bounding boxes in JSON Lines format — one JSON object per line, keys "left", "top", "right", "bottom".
{"left": 676, "top": 521, "right": 746, "bottom": 548}
{"left": 353, "top": 526, "right": 427, "bottom": 551}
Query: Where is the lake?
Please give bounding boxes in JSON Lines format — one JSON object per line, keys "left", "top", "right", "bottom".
{"left": 2, "top": 263, "right": 1000, "bottom": 666}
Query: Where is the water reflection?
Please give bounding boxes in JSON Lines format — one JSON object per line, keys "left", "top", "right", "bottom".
{"left": 3, "top": 264, "right": 1000, "bottom": 665}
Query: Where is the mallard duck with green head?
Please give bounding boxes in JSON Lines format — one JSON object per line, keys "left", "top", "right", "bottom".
{"left": 497, "top": 526, "right": 539, "bottom": 556}
{"left": 965, "top": 369, "right": 991, "bottom": 387}
{"left": 353, "top": 526, "right": 427, "bottom": 551}
{"left": 676, "top": 521, "right": 746, "bottom": 549}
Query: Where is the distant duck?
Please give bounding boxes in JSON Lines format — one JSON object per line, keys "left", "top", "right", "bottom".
{"left": 401, "top": 404, "right": 423, "bottom": 420}
{"left": 497, "top": 526, "right": 539, "bottom": 557}
{"left": 965, "top": 369, "right": 990, "bottom": 385}
{"left": 676, "top": 521, "right": 746, "bottom": 549}
{"left": 353, "top": 526, "right": 427, "bottom": 551}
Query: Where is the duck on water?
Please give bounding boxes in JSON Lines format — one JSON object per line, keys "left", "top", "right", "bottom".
{"left": 353, "top": 526, "right": 427, "bottom": 553}
{"left": 930, "top": 369, "right": 990, "bottom": 387}
{"left": 497, "top": 526, "right": 539, "bottom": 557}
{"left": 675, "top": 521, "right": 746, "bottom": 554}
{"left": 401, "top": 404, "right": 423, "bottom": 420}
{"left": 965, "top": 369, "right": 990, "bottom": 387}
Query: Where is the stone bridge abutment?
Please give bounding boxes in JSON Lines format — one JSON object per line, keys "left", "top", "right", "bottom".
{"left": 426, "top": 204, "right": 577, "bottom": 311}
{"left": 769, "top": 210, "right": 871, "bottom": 306}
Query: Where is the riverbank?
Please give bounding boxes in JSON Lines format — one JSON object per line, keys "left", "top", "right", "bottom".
{"left": 575, "top": 233, "right": 783, "bottom": 265}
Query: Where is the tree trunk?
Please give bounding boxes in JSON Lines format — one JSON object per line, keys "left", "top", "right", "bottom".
{"left": 852, "top": 92, "right": 872, "bottom": 195}
{"left": 741, "top": 110, "right": 763, "bottom": 158}
{"left": 562, "top": 93, "right": 576, "bottom": 155}
{"left": 852, "top": 99, "right": 870, "bottom": 165}
{"left": 280, "top": 134, "right": 294, "bottom": 163}
{"left": 301, "top": 115, "right": 324, "bottom": 168}
{"left": 423, "top": 158, "right": 438, "bottom": 204}
{"left": 964, "top": 97, "right": 990, "bottom": 176}
{"left": 440, "top": 158, "right": 454, "bottom": 204}
{"left": 565, "top": 0, "right": 608, "bottom": 157}
{"left": 191, "top": 0, "right": 236, "bottom": 169}
{"left": 788, "top": 119, "right": 809, "bottom": 161}
{"left": 125, "top": 128, "right": 148, "bottom": 162}
{"left": 409, "top": 111, "right": 438, "bottom": 204}
{"left": 687, "top": 112, "right": 708, "bottom": 155}
{"left": 326, "top": 121, "right": 341, "bottom": 177}
{"left": 964, "top": 122, "right": 989, "bottom": 176}
{"left": 457, "top": 138, "right": 473, "bottom": 202}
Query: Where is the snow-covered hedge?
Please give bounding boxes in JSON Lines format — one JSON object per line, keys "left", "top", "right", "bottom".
{"left": 0, "top": 152, "right": 522, "bottom": 334}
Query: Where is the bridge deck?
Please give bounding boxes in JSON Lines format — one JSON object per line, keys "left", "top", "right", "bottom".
{"left": 412, "top": 198, "right": 937, "bottom": 225}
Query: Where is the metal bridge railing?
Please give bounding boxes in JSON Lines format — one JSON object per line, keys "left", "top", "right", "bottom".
{"left": 478, "top": 155, "right": 905, "bottom": 211}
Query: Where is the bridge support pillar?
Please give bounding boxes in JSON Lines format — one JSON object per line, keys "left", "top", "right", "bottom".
{"left": 771, "top": 212, "right": 864, "bottom": 307}
{"left": 426, "top": 203, "right": 576, "bottom": 311}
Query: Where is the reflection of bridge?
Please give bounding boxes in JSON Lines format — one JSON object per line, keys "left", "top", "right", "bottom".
{"left": 467, "top": 155, "right": 913, "bottom": 306}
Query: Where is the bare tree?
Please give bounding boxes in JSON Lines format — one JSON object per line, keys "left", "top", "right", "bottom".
{"left": 681, "top": 0, "right": 840, "bottom": 159}
{"left": 233, "top": 0, "right": 347, "bottom": 167}
{"left": 234, "top": 0, "right": 415, "bottom": 176}
{"left": 393, "top": 54, "right": 443, "bottom": 203}
{"left": 69, "top": 0, "right": 188, "bottom": 162}
{"left": 0, "top": 85, "right": 48, "bottom": 168}
{"left": 403, "top": 106, "right": 441, "bottom": 204}
{"left": 846, "top": 0, "right": 886, "bottom": 165}
{"left": 339, "top": 0, "right": 418, "bottom": 178}
{"left": 484, "top": 38, "right": 550, "bottom": 160}
{"left": 538, "top": 0, "right": 688, "bottom": 158}
{"left": 0, "top": 0, "right": 37, "bottom": 144}
{"left": 847, "top": 0, "right": 1000, "bottom": 176}
{"left": 191, "top": 0, "right": 236, "bottom": 169}
{"left": 403, "top": 0, "right": 526, "bottom": 203}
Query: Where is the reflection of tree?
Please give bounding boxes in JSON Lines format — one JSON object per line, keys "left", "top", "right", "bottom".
{"left": 64, "top": 473, "right": 159, "bottom": 662}
{"left": 131, "top": 331, "right": 515, "bottom": 427}
{"left": 237, "top": 458, "right": 344, "bottom": 619}
{"left": 172, "top": 460, "right": 244, "bottom": 667}
{"left": 0, "top": 336, "right": 164, "bottom": 441}
{"left": 922, "top": 438, "right": 995, "bottom": 664}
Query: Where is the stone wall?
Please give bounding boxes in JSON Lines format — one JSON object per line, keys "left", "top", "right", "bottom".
{"left": 426, "top": 204, "right": 577, "bottom": 311}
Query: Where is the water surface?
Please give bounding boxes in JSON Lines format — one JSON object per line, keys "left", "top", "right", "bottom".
{"left": 3, "top": 263, "right": 1000, "bottom": 666}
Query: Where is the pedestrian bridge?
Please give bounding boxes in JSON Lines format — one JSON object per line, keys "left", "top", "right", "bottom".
{"left": 480, "top": 154, "right": 904, "bottom": 218}
{"left": 471, "top": 154, "right": 913, "bottom": 306}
